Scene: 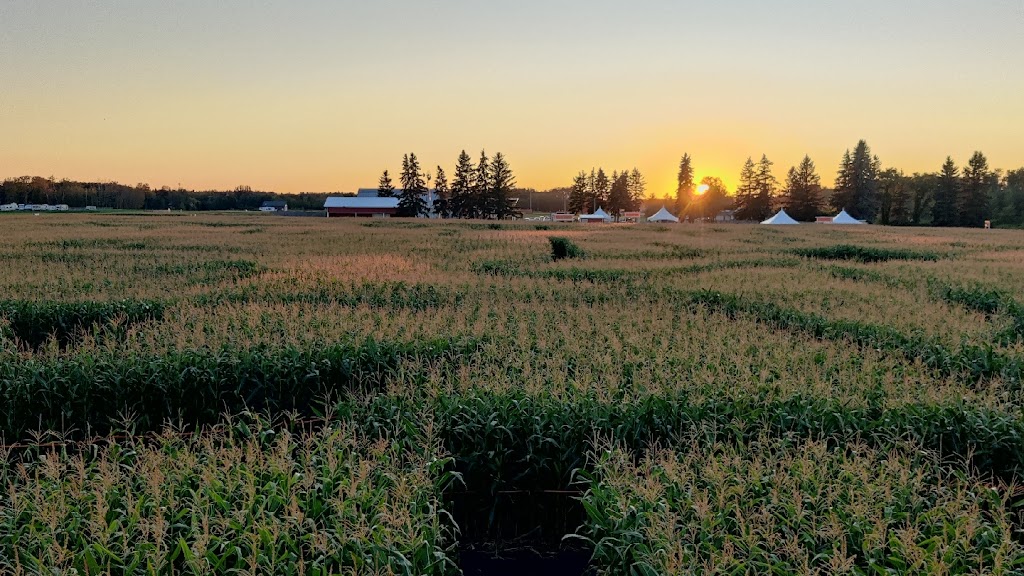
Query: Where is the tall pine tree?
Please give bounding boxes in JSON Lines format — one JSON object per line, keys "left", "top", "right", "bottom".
{"left": 433, "top": 166, "right": 450, "bottom": 218}
{"left": 959, "top": 151, "right": 991, "bottom": 227}
{"left": 675, "top": 154, "right": 695, "bottom": 220}
{"left": 627, "top": 168, "right": 646, "bottom": 211}
{"left": 783, "top": 155, "right": 822, "bottom": 221}
{"left": 450, "top": 150, "right": 475, "bottom": 219}
{"left": 488, "top": 152, "right": 519, "bottom": 219}
{"left": 606, "top": 172, "right": 631, "bottom": 220}
{"left": 733, "top": 158, "right": 759, "bottom": 221}
{"left": 931, "top": 157, "right": 960, "bottom": 226}
{"left": 751, "top": 154, "right": 777, "bottom": 221}
{"left": 831, "top": 141, "right": 880, "bottom": 221}
{"left": 473, "top": 151, "right": 490, "bottom": 218}
{"left": 398, "top": 153, "right": 428, "bottom": 217}
{"left": 569, "top": 172, "right": 588, "bottom": 214}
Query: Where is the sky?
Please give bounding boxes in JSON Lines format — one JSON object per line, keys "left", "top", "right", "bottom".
{"left": 1, "top": 1, "right": 1022, "bottom": 195}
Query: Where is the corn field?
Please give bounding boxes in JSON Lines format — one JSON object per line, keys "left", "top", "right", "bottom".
{"left": 2, "top": 212, "right": 1024, "bottom": 574}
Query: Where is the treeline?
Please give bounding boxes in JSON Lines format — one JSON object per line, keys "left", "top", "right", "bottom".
{"left": 566, "top": 168, "right": 647, "bottom": 217}
{"left": 676, "top": 141, "right": 1024, "bottom": 226}
{"left": 0, "top": 177, "right": 330, "bottom": 211}
{"left": 377, "top": 150, "right": 519, "bottom": 219}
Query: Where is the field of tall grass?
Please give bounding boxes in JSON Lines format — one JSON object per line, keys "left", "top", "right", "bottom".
{"left": 2, "top": 212, "right": 1024, "bottom": 574}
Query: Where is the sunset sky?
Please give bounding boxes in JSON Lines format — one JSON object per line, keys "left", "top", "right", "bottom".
{"left": 2, "top": 1, "right": 1022, "bottom": 195}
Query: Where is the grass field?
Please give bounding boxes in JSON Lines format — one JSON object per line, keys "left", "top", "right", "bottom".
{"left": 3, "top": 212, "right": 1024, "bottom": 574}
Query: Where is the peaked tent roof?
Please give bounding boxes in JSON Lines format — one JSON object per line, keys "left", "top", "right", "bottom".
{"left": 580, "top": 207, "right": 613, "bottom": 221}
{"left": 761, "top": 209, "right": 800, "bottom": 225}
{"left": 647, "top": 206, "right": 679, "bottom": 222}
{"left": 832, "top": 209, "right": 864, "bottom": 224}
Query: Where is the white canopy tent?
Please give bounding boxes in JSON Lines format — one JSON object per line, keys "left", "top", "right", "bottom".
{"left": 761, "top": 209, "right": 800, "bottom": 225}
{"left": 579, "top": 207, "right": 614, "bottom": 223}
{"left": 647, "top": 206, "right": 679, "bottom": 223}
{"left": 832, "top": 209, "right": 865, "bottom": 224}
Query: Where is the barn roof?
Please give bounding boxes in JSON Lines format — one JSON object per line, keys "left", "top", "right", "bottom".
{"left": 324, "top": 197, "right": 400, "bottom": 209}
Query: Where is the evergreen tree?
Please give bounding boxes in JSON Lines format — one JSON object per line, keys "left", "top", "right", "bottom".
{"left": 450, "top": 150, "right": 475, "bottom": 219}
{"left": 733, "top": 158, "right": 759, "bottom": 221}
{"left": 751, "top": 154, "right": 777, "bottom": 221}
{"left": 831, "top": 141, "right": 880, "bottom": 221}
{"left": 831, "top": 150, "right": 855, "bottom": 214}
{"left": 607, "top": 172, "right": 631, "bottom": 220}
{"left": 592, "top": 168, "right": 610, "bottom": 212}
{"left": 932, "top": 157, "right": 960, "bottom": 226}
{"left": 627, "top": 168, "right": 646, "bottom": 211}
{"left": 959, "top": 151, "right": 991, "bottom": 227}
{"left": 488, "top": 152, "right": 519, "bottom": 219}
{"left": 377, "top": 170, "right": 395, "bottom": 198}
{"left": 473, "top": 150, "right": 490, "bottom": 218}
{"left": 675, "top": 154, "right": 695, "bottom": 220}
{"left": 433, "top": 166, "right": 450, "bottom": 218}
{"left": 398, "top": 152, "right": 428, "bottom": 217}
{"left": 569, "top": 172, "right": 588, "bottom": 214}
{"left": 783, "top": 155, "right": 822, "bottom": 222}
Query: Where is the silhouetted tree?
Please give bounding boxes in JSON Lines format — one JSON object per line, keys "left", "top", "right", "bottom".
{"left": 832, "top": 140, "right": 880, "bottom": 221}
{"left": 378, "top": 170, "right": 395, "bottom": 197}
{"left": 932, "top": 157, "right": 960, "bottom": 226}
{"left": 488, "top": 152, "right": 519, "bottom": 219}
{"left": 675, "top": 154, "right": 695, "bottom": 220}
{"left": 450, "top": 150, "right": 475, "bottom": 218}
{"left": 433, "top": 166, "right": 450, "bottom": 218}
{"left": 398, "top": 153, "right": 428, "bottom": 217}
{"left": 569, "top": 172, "right": 588, "bottom": 214}
{"left": 783, "top": 155, "right": 822, "bottom": 221}
{"left": 959, "top": 151, "right": 991, "bottom": 227}
{"left": 733, "top": 158, "right": 759, "bottom": 221}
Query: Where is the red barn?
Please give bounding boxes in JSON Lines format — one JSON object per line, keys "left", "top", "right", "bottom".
{"left": 324, "top": 197, "right": 400, "bottom": 218}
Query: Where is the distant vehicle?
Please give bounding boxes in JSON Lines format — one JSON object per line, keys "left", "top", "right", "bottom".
{"left": 85, "top": 206, "right": 98, "bottom": 211}
{"left": 0, "top": 203, "right": 18, "bottom": 212}
{"left": 56, "top": 204, "right": 69, "bottom": 211}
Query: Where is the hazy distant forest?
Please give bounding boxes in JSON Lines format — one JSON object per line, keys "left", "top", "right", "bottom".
{"left": 3, "top": 140, "right": 1023, "bottom": 227}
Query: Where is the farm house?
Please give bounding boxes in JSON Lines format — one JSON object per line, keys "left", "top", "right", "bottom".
{"left": 260, "top": 200, "right": 288, "bottom": 212}
{"left": 324, "top": 196, "right": 400, "bottom": 217}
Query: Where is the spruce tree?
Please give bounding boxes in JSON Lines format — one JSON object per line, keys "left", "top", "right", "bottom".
{"left": 831, "top": 142, "right": 880, "bottom": 221}
{"left": 473, "top": 151, "right": 490, "bottom": 218}
{"left": 752, "top": 154, "right": 777, "bottom": 221}
{"left": 607, "top": 172, "right": 631, "bottom": 220}
{"left": 450, "top": 150, "right": 475, "bottom": 219}
{"left": 831, "top": 150, "right": 855, "bottom": 214}
{"left": 398, "top": 152, "right": 428, "bottom": 217}
{"left": 377, "top": 170, "right": 395, "bottom": 198}
{"left": 569, "top": 172, "right": 588, "bottom": 214}
{"left": 960, "top": 151, "right": 991, "bottom": 227}
{"left": 592, "top": 168, "right": 610, "bottom": 212}
{"left": 488, "top": 152, "right": 519, "bottom": 219}
{"left": 627, "top": 168, "right": 646, "bottom": 211}
{"left": 433, "top": 166, "right": 450, "bottom": 218}
{"left": 675, "top": 154, "right": 695, "bottom": 220}
{"left": 733, "top": 158, "right": 758, "bottom": 221}
{"left": 932, "top": 157, "right": 960, "bottom": 226}
{"left": 783, "top": 155, "right": 822, "bottom": 221}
